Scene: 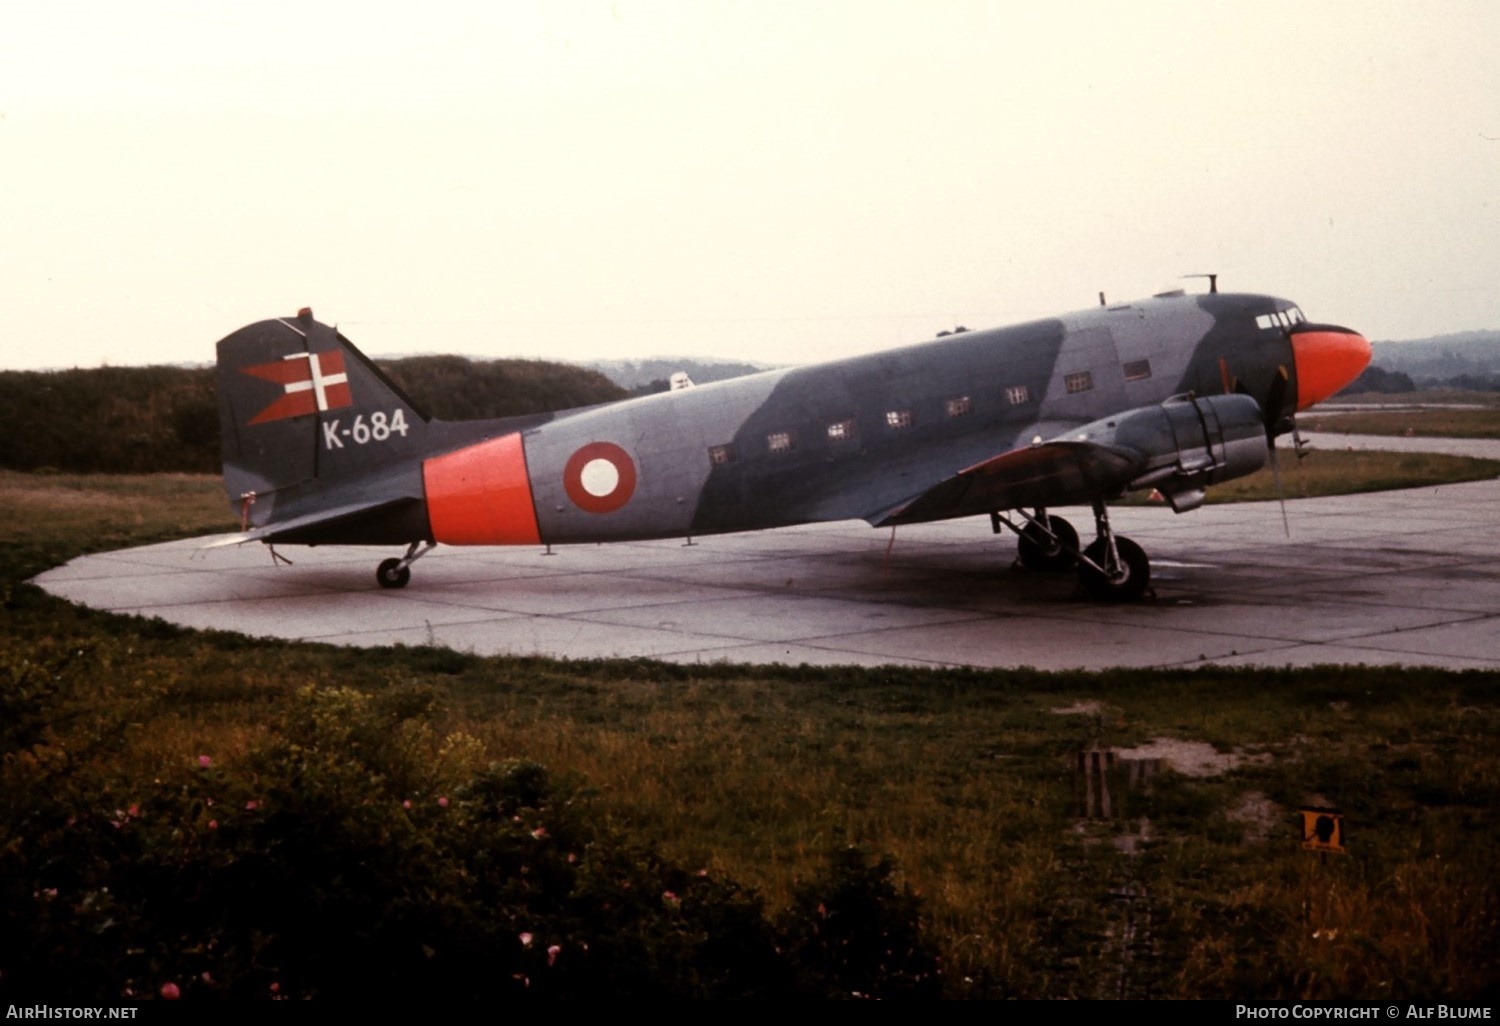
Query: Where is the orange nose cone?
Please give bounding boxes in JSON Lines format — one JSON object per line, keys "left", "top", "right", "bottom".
{"left": 1292, "top": 328, "right": 1372, "bottom": 411}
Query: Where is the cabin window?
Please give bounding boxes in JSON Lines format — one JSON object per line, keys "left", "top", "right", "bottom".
{"left": 708, "top": 443, "right": 737, "bottom": 465}
{"left": 946, "top": 396, "right": 973, "bottom": 418}
{"left": 1123, "top": 359, "right": 1152, "bottom": 382}
{"left": 767, "top": 430, "right": 795, "bottom": 454}
{"left": 1005, "top": 385, "right": 1030, "bottom": 405}
{"left": 826, "top": 419, "right": 856, "bottom": 441}
{"left": 886, "top": 409, "right": 913, "bottom": 429}
{"left": 1064, "top": 372, "right": 1093, "bottom": 394}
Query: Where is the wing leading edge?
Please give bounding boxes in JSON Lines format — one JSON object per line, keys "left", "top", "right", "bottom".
{"left": 871, "top": 439, "right": 1145, "bottom": 527}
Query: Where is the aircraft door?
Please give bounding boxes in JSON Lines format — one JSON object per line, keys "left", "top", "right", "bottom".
{"left": 1042, "top": 326, "right": 1126, "bottom": 421}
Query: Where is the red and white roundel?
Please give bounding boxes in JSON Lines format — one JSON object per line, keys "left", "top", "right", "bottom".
{"left": 563, "top": 442, "right": 637, "bottom": 514}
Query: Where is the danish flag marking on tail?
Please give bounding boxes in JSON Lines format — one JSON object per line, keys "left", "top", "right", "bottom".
{"left": 242, "top": 350, "right": 353, "bottom": 425}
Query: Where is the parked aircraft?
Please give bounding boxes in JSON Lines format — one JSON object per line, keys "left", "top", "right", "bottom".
{"left": 214, "top": 286, "right": 1370, "bottom": 600}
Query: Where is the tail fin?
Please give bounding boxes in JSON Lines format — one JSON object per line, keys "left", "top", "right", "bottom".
{"left": 216, "top": 309, "right": 432, "bottom": 539}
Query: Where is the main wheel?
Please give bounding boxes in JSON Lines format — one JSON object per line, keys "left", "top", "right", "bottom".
{"left": 1078, "top": 536, "right": 1150, "bottom": 602}
{"left": 1017, "top": 515, "right": 1079, "bottom": 571}
{"left": 376, "top": 558, "right": 411, "bottom": 589}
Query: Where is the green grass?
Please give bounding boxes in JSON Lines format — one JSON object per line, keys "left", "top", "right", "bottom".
{"left": 1307, "top": 391, "right": 1500, "bottom": 438}
{"left": 1307, "top": 408, "right": 1500, "bottom": 439}
{"left": 1205, "top": 450, "right": 1500, "bottom": 504}
{"left": 3, "top": 474, "right": 1498, "bottom": 999}
{"left": 2, "top": 469, "right": 236, "bottom": 581}
{"left": 1333, "top": 390, "right": 1500, "bottom": 408}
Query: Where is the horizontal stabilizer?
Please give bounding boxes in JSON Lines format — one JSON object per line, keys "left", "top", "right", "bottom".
{"left": 200, "top": 496, "right": 423, "bottom": 548}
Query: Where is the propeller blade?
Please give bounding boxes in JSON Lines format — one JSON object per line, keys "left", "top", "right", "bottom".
{"left": 1269, "top": 440, "right": 1290, "bottom": 538}
{"left": 1263, "top": 366, "right": 1290, "bottom": 438}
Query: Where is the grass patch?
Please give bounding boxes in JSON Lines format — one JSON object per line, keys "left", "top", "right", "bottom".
{"left": 1, "top": 469, "right": 233, "bottom": 581}
{"left": 3, "top": 475, "right": 1498, "bottom": 1000}
{"left": 1332, "top": 390, "right": 1500, "bottom": 409}
{"left": 1204, "top": 450, "right": 1500, "bottom": 504}
{"left": 1307, "top": 407, "right": 1500, "bottom": 439}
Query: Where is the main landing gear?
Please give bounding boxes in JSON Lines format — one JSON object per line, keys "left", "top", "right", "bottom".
{"left": 1076, "top": 501, "right": 1150, "bottom": 602}
{"left": 996, "top": 504, "right": 1152, "bottom": 602}
{"left": 376, "top": 540, "right": 435, "bottom": 589}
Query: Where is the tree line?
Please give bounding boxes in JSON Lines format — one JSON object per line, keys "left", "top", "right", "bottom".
{"left": 0, "top": 357, "right": 626, "bottom": 474}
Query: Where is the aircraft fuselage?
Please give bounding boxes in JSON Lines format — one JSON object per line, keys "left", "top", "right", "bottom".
{"left": 423, "top": 291, "right": 1308, "bottom": 544}
{"left": 216, "top": 288, "right": 1371, "bottom": 597}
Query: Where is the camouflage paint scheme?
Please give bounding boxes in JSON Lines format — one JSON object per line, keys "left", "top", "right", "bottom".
{"left": 214, "top": 290, "right": 1370, "bottom": 593}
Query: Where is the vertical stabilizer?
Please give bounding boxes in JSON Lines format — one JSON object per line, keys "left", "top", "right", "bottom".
{"left": 215, "top": 309, "right": 431, "bottom": 533}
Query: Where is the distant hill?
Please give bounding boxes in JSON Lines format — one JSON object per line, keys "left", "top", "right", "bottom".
{"left": 584, "top": 357, "right": 775, "bottom": 393}
{"left": 0, "top": 357, "right": 625, "bottom": 475}
{"left": 1368, "top": 330, "right": 1500, "bottom": 390}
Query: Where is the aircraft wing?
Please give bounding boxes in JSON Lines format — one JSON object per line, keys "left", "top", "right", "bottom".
{"left": 866, "top": 391, "right": 1274, "bottom": 527}
{"left": 870, "top": 438, "right": 1145, "bottom": 527}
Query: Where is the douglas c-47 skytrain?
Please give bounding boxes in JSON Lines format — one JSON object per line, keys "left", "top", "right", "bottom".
{"left": 214, "top": 284, "right": 1371, "bottom": 601}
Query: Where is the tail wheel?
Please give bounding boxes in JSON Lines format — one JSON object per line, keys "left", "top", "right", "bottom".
{"left": 1078, "top": 536, "right": 1150, "bottom": 602}
{"left": 1017, "top": 515, "right": 1079, "bottom": 571}
{"left": 376, "top": 558, "right": 411, "bottom": 589}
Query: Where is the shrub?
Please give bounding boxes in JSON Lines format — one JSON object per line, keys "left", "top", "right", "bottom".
{"left": 0, "top": 678, "right": 939, "bottom": 1000}
{"left": 779, "top": 846, "right": 943, "bottom": 999}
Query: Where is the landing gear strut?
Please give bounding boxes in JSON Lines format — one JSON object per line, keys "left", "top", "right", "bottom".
{"left": 376, "top": 541, "right": 435, "bottom": 589}
{"left": 1076, "top": 501, "right": 1150, "bottom": 602}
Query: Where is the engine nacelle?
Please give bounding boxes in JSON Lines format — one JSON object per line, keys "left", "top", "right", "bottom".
{"left": 1065, "top": 393, "right": 1268, "bottom": 513}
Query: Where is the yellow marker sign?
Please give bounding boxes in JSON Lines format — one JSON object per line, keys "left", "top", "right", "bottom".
{"left": 1301, "top": 807, "right": 1346, "bottom": 854}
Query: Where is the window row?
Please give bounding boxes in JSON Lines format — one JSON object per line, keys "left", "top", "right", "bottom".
{"left": 707, "top": 359, "right": 1155, "bottom": 464}
{"left": 710, "top": 390, "right": 1000, "bottom": 463}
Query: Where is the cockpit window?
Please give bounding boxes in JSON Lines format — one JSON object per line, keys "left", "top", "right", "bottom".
{"left": 1255, "top": 307, "right": 1307, "bottom": 331}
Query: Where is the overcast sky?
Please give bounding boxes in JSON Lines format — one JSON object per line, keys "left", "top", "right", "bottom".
{"left": 2, "top": 0, "right": 1497, "bottom": 370}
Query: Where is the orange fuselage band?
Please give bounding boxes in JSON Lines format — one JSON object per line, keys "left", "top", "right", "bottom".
{"left": 423, "top": 432, "right": 541, "bottom": 545}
